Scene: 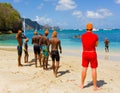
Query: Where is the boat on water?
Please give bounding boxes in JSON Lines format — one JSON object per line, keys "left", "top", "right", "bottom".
{"left": 93, "top": 28, "right": 99, "bottom": 31}
{"left": 73, "top": 35, "right": 81, "bottom": 38}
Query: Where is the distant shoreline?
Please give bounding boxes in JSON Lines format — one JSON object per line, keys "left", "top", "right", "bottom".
{"left": 0, "top": 45, "right": 120, "bottom": 63}
{"left": 0, "top": 30, "right": 14, "bottom": 34}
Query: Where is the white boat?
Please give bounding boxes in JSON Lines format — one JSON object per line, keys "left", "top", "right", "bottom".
{"left": 78, "top": 28, "right": 83, "bottom": 31}
{"left": 93, "top": 28, "right": 99, "bottom": 31}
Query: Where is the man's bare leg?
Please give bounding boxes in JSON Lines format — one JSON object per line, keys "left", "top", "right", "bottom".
{"left": 92, "top": 68, "right": 100, "bottom": 90}
{"left": 80, "top": 67, "right": 87, "bottom": 88}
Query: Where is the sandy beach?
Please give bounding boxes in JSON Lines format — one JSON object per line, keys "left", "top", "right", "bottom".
{"left": 0, "top": 46, "right": 120, "bottom": 93}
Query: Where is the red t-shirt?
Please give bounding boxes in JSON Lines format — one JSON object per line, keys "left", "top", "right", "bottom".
{"left": 81, "top": 31, "right": 98, "bottom": 51}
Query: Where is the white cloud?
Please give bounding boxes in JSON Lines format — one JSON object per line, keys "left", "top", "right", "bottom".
{"left": 115, "top": 0, "right": 120, "bottom": 4}
{"left": 86, "top": 8, "right": 112, "bottom": 19}
{"left": 37, "top": 3, "right": 44, "bottom": 10}
{"left": 72, "top": 10, "right": 82, "bottom": 18}
{"left": 34, "top": 16, "right": 52, "bottom": 25}
{"left": 86, "top": 11, "right": 103, "bottom": 18}
{"left": 56, "top": 0, "right": 77, "bottom": 11}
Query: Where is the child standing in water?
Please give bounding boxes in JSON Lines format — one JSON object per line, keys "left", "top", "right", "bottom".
{"left": 104, "top": 38, "right": 110, "bottom": 52}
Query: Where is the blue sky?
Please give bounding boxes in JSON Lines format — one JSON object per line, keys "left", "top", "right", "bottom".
{"left": 1, "top": 0, "right": 120, "bottom": 29}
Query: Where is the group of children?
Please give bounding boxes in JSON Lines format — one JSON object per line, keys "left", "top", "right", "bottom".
{"left": 21, "top": 30, "right": 62, "bottom": 78}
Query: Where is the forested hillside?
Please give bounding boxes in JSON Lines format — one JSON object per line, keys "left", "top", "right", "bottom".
{"left": 0, "top": 3, "right": 22, "bottom": 33}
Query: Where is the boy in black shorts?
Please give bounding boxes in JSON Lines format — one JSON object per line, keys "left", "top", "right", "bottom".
{"left": 49, "top": 31, "right": 62, "bottom": 77}
{"left": 32, "top": 31, "right": 41, "bottom": 67}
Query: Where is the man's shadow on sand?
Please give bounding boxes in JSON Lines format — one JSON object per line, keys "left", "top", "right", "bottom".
{"left": 84, "top": 80, "right": 107, "bottom": 88}
{"left": 57, "top": 70, "right": 70, "bottom": 77}
{"left": 23, "top": 58, "right": 35, "bottom": 66}
{"left": 24, "top": 58, "right": 52, "bottom": 67}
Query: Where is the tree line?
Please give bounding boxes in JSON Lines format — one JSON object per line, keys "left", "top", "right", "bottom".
{"left": 0, "top": 3, "right": 60, "bottom": 34}
{"left": 0, "top": 3, "right": 22, "bottom": 33}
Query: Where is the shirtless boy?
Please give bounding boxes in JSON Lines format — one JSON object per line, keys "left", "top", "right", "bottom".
{"left": 32, "top": 31, "right": 41, "bottom": 67}
{"left": 16, "top": 30, "right": 26, "bottom": 67}
{"left": 49, "top": 31, "right": 62, "bottom": 77}
{"left": 40, "top": 29, "right": 49, "bottom": 70}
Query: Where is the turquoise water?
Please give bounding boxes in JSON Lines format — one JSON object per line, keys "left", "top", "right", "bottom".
{"left": 0, "top": 29, "right": 120, "bottom": 52}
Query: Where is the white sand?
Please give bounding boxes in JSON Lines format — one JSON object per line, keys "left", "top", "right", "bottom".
{"left": 0, "top": 46, "right": 120, "bottom": 93}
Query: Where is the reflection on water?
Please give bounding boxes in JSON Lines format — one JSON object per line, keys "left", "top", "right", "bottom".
{"left": 98, "top": 52, "right": 120, "bottom": 62}
{"left": 104, "top": 53, "right": 109, "bottom": 60}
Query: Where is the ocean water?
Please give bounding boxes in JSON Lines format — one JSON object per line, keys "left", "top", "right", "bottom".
{"left": 0, "top": 29, "right": 120, "bottom": 53}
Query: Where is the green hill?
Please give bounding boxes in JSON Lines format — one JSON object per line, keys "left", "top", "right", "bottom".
{"left": 22, "top": 18, "right": 43, "bottom": 30}
{"left": 0, "top": 2, "right": 22, "bottom": 33}
{"left": 0, "top": 2, "right": 60, "bottom": 34}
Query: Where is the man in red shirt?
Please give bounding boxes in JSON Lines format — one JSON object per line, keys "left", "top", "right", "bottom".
{"left": 80, "top": 23, "right": 100, "bottom": 90}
